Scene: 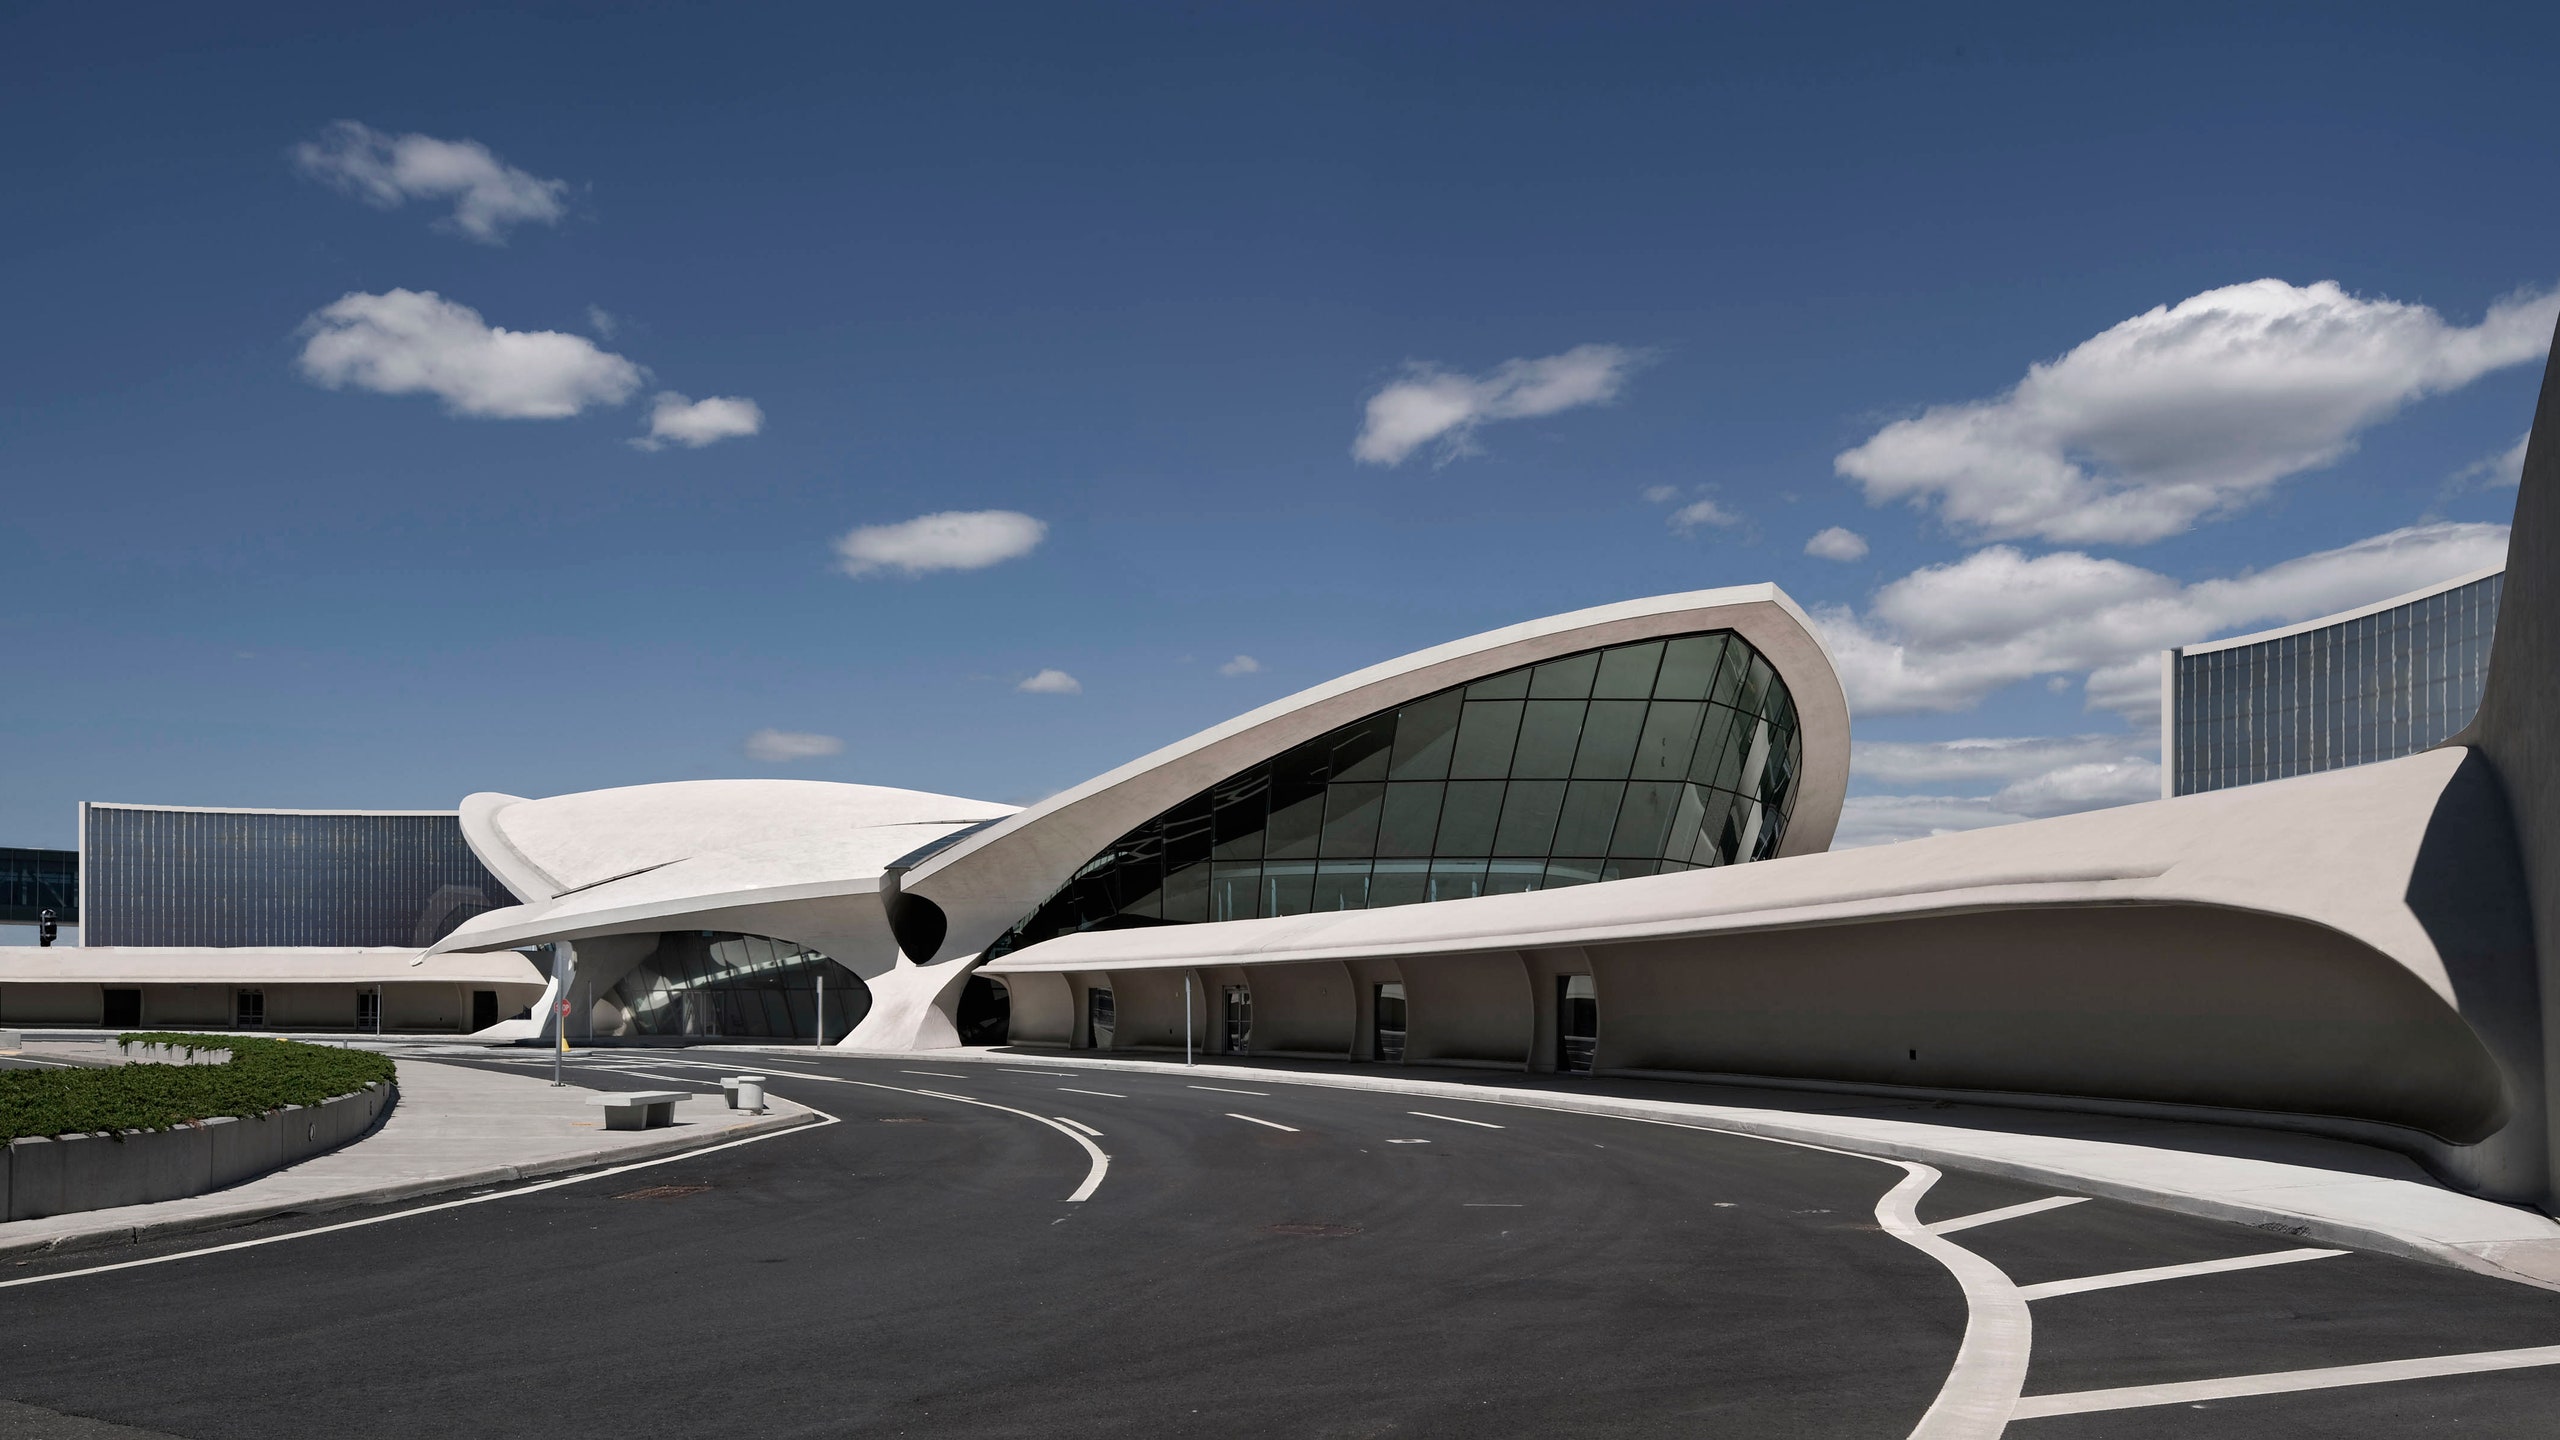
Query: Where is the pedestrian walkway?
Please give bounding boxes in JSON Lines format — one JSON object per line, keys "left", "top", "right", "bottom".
{"left": 0, "top": 1056, "right": 813, "bottom": 1259}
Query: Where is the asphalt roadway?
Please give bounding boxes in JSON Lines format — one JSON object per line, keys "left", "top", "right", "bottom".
{"left": 8, "top": 1051, "right": 2560, "bottom": 1438}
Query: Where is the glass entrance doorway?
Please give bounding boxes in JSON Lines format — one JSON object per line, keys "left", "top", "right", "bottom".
{"left": 1087, "top": 987, "right": 1116, "bottom": 1050}
{"left": 1373, "top": 982, "right": 1406, "bottom": 1063}
{"left": 1223, "top": 984, "right": 1251, "bottom": 1054}
{"left": 1557, "top": 974, "right": 1596, "bottom": 1074}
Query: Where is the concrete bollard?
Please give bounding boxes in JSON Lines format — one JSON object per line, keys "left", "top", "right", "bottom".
{"left": 734, "top": 1079, "right": 766, "bottom": 1113}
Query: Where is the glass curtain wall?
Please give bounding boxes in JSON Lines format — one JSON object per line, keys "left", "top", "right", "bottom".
{"left": 80, "top": 807, "right": 516, "bottom": 947}
{"left": 2170, "top": 572, "right": 2502, "bottom": 795}
{"left": 986, "top": 629, "right": 1803, "bottom": 958}
{"left": 0, "top": 848, "right": 78, "bottom": 926}
{"left": 605, "top": 931, "right": 870, "bottom": 1040}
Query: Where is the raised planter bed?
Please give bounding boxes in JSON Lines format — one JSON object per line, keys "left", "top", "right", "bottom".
{"left": 0, "top": 1033, "right": 397, "bottom": 1221}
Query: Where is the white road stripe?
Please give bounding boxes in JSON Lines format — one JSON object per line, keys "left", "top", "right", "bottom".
{"left": 1057, "top": 1087, "right": 1125, "bottom": 1098}
{"left": 1187, "top": 1084, "right": 1268, "bottom": 1096}
{"left": 1054, "top": 1117, "right": 1104, "bottom": 1138}
{"left": 1409, "top": 1110, "right": 1504, "bottom": 1129}
{"left": 2010, "top": 1344, "right": 2560, "bottom": 1419}
{"left": 1871, "top": 1164, "right": 2033, "bottom": 1439}
{"left": 0, "top": 1106, "right": 843, "bottom": 1291}
{"left": 623, "top": 1057, "right": 1111, "bottom": 1205}
{"left": 1003, "top": 1068, "right": 1076, "bottom": 1076}
{"left": 1228, "top": 1113, "right": 1299, "bottom": 1132}
{"left": 2018, "top": 1246, "right": 2346, "bottom": 1301}
{"left": 1929, "top": 1196, "right": 2089, "bottom": 1235}
{"left": 901, "top": 1069, "right": 967, "bottom": 1078}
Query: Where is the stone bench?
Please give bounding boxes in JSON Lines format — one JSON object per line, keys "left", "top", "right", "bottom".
{"left": 589, "top": 1091, "right": 691, "bottom": 1131}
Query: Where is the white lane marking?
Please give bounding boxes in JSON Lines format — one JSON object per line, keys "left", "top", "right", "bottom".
{"left": 1464, "top": 1203, "right": 1522, "bottom": 1207}
{"left": 2017, "top": 1247, "right": 2347, "bottom": 1301}
{"left": 0, "top": 1106, "right": 842, "bottom": 1291}
{"left": 1870, "top": 1164, "right": 2033, "bottom": 1439}
{"left": 1928, "top": 1195, "right": 2089, "bottom": 1235}
{"left": 1057, "top": 1087, "right": 1125, "bottom": 1098}
{"left": 597, "top": 1055, "right": 1112, "bottom": 1205}
{"left": 1384, "top": 1139, "right": 1430, "bottom": 1144}
{"left": 1188, "top": 1084, "right": 1269, "bottom": 1096}
{"left": 1228, "top": 1113, "right": 1299, "bottom": 1132}
{"left": 1409, "top": 1110, "right": 1504, "bottom": 1129}
{"left": 1003, "top": 1068, "right": 1076, "bottom": 1076}
{"left": 1053, "top": 1117, "right": 1104, "bottom": 1138}
{"left": 2010, "top": 1343, "right": 2560, "bottom": 1419}
{"left": 905, "top": 1090, "right": 1110, "bottom": 1202}
{"left": 901, "top": 1069, "right": 968, "bottom": 1078}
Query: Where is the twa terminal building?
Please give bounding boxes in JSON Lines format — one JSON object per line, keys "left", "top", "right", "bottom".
{"left": 430, "top": 311, "right": 2560, "bottom": 1217}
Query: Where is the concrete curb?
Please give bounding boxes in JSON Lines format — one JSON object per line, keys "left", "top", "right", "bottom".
{"left": 810, "top": 1047, "right": 2560, "bottom": 1292}
{"left": 0, "top": 1103, "right": 819, "bottom": 1262}
{"left": 5, "top": 1081, "right": 394, "bottom": 1223}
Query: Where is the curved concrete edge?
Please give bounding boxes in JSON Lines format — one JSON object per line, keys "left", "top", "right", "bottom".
{"left": 0, "top": 1099, "right": 819, "bottom": 1262}
{"left": 839, "top": 1047, "right": 2560, "bottom": 1293}
{"left": 5, "top": 1081, "right": 395, "bottom": 1223}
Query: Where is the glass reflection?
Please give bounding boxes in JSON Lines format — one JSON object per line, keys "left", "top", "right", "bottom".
{"left": 986, "top": 628, "right": 1806, "bottom": 958}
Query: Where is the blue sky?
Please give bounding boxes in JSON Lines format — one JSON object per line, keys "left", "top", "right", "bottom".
{"left": 4, "top": 2, "right": 2553, "bottom": 873}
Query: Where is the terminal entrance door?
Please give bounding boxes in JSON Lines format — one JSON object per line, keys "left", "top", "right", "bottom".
{"left": 1373, "top": 982, "right": 1406, "bottom": 1063}
{"left": 101, "top": 988, "right": 140, "bottom": 1028}
{"left": 1223, "top": 984, "right": 1251, "bottom": 1054}
{"left": 1557, "top": 975, "right": 1596, "bottom": 1074}
{"left": 1087, "top": 987, "right": 1115, "bottom": 1050}
{"left": 471, "top": 989, "right": 498, "bottom": 1032}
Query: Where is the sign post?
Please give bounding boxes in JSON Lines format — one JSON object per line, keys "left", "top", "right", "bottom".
{"left": 816, "top": 971, "right": 826, "bottom": 1049}
{"left": 1184, "top": 972, "right": 1194, "bottom": 1066}
{"left": 553, "top": 998, "right": 571, "bottom": 1086}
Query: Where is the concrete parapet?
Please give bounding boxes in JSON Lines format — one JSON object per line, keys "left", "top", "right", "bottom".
{"left": 4, "top": 1080, "right": 392, "bottom": 1222}
{"left": 113, "top": 1042, "right": 234, "bottom": 1066}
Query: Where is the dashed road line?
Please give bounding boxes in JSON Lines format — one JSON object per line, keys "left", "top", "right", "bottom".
{"left": 901, "top": 1069, "right": 968, "bottom": 1078}
{"left": 2017, "top": 1246, "right": 2347, "bottom": 1301}
{"left": 1054, "top": 1117, "right": 1104, "bottom": 1138}
{"left": 1409, "top": 1110, "right": 1504, "bottom": 1129}
{"left": 1229, "top": 1113, "right": 1300, "bottom": 1133}
{"left": 1187, "top": 1084, "right": 1268, "bottom": 1096}
{"left": 1057, "top": 1086, "right": 1125, "bottom": 1098}
{"left": 1003, "top": 1068, "right": 1076, "bottom": 1076}
{"left": 2009, "top": 1343, "right": 2560, "bottom": 1419}
{"left": 1928, "top": 1196, "right": 2089, "bottom": 1235}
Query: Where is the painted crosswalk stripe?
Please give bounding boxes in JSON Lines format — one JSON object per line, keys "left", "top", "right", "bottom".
{"left": 2011, "top": 1344, "right": 2560, "bottom": 1418}
{"left": 2017, "top": 1247, "right": 2346, "bottom": 1301}
{"left": 1928, "top": 1195, "right": 2089, "bottom": 1234}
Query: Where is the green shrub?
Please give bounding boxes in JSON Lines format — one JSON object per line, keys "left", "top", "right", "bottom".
{"left": 0, "top": 1034, "right": 396, "bottom": 1143}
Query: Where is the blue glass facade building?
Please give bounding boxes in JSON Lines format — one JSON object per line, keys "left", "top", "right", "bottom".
{"left": 79, "top": 804, "right": 519, "bottom": 948}
{"left": 2166, "top": 569, "right": 2504, "bottom": 797}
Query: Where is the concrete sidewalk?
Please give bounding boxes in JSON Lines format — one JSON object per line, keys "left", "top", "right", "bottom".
{"left": 770, "top": 1044, "right": 2560, "bottom": 1291}
{"left": 0, "top": 1056, "right": 816, "bottom": 1259}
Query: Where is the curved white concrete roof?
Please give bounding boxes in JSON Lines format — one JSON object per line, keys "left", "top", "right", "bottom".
{"left": 433, "top": 780, "right": 1016, "bottom": 955}
{"left": 984, "top": 746, "right": 2471, "bottom": 1012}
{"left": 908, "top": 584, "right": 1849, "bottom": 960}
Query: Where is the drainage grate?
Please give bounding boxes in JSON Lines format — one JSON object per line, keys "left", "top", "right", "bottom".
{"left": 613, "top": 1184, "right": 713, "bottom": 1200}
{"left": 1268, "top": 1223, "right": 1362, "bottom": 1238}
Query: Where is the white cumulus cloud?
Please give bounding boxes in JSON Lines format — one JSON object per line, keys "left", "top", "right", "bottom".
{"left": 1836, "top": 279, "right": 2558, "bottom": 545}
{"left": 1218, "top": 655, "right": 1262, "bottom": 676}
{"left": 636, "top": 392, "right": 763, "bottom": 450}
{"left": 834, "top": 510, "right": 1047, "bottom": 579}
{"left": 1805, "top": 526, "right": 1870, "bottom": 562}
{"left": 296, "top": 289, "right": 644, "bottom": 419}
{"left": 1354, "top": 344, "right": 1642, "bottom": 466}
{"left": 1667, "top": 498, "right": 1740, "bottom": 536}
{"left": 293, "top": 120, "right": 569, "bottom": 243}
{"left": 1833, "top": 794, "right": 2037, "bottom": 848}
{"left": 1018, "top": 668, "right": 1082, "bottom": 695}
{"left": 2455, "top": 433, "right": 2533, "bottom": 488}
{"left": 743, "top": 729, "right": 842, "bottom": 763}
{"left": 1815, "top": 521, "right": 2509, "bottom": 719}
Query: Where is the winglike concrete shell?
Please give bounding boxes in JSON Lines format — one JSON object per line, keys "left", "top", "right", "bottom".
{"left": 904, "top": 584, "right": 1850, "bottom": 963}
{"left": 983, "top": 746, "right": 2543, "bottom": 1199}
